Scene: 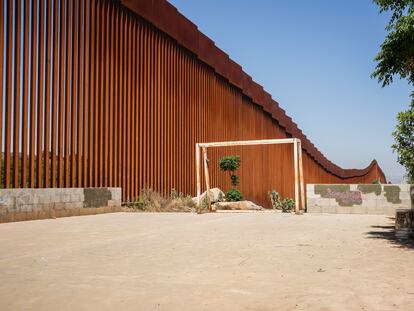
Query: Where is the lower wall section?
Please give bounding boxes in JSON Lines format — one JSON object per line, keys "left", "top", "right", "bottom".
{"left": 0, "top": 188, "right": 122, "bottom": 223}
{"left": 307, "top": 184, "right": 414, "bottom": 215}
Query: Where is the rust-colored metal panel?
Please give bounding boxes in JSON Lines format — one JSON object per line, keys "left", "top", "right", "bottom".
{"left": 0, "top": 0, "right": 386, "bottom": 205}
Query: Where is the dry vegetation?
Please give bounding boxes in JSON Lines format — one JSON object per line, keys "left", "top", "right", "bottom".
{"left": 124, "top": 188, "right": 196, "bottom": 212}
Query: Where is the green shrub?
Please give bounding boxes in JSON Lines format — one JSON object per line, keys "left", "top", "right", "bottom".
{"left": 219, "top": 155, "right": 241, "bottom": 172}
{"left": 219, "top": 155, "right": 244, "bottom": 200}
{"left": 268, "top": 190, "right": 282, "bottom": 209}
{"left": 281, "top": 198, "right": 295, "bottom": 213}
{"left": 226, "top": 189, "right": 243, "bottom": 202}
{"left": 230, "top": 174, "right": 239, "bottom": 186}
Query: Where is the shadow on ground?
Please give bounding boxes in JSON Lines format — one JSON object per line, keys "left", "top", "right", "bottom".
{"left": 365, "top": 217, "right": 414, "bottom": 250}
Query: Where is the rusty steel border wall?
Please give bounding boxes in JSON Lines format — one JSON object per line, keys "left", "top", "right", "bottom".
{"left": 0, "top": 0, "right": 385, "bottom": 207}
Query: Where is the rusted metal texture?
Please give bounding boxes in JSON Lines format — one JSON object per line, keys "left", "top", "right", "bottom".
{"left": 0, "top": 0, "right": 386, "bottom": 206}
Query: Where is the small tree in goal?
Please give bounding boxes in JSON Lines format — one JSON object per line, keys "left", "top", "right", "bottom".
{"left": 219, "top": 155, "right": 243, "bottom": 201}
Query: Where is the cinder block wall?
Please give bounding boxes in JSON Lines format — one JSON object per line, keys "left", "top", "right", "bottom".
{"left": 0, "top": 188, "right": 122, "bottom": 223}
{"left": 307, "top": 184, "right": 414, "bottom": 215}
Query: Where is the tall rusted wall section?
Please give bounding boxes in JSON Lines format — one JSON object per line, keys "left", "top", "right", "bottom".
{"left": 0, "top": 0, "right": 385, "bottom": 207}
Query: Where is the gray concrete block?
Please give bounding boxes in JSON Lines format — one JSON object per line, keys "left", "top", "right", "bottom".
{"left": 306, "top": 205, "right": 321, "bottom": 213}
{"left": 61, "top": 195, "right": 72, "bottom": 203}
{"left": 306, "top": 184, "right": 315, "bottom": 193}
{"left": 306, "top": 198, "right": 318, "bottom": 206}
{"left": 321, "top": 206, "right": 336, "bottom": 213}
{"left": 70, "top": 195, "right": 82, "bottom": 203}
{"left": 361, "top": 199, "right": 377, "bottom": 208}
{"left": 19, "top": 204, "right": 33, "bottom": 213}
{"left": 38, "top": 195, "right": 51, "bottom": 204}
{"left": 54, "top": 202, "right": 66, "bottom": 210}
{"left": 350, "top": 206, "right": 365, "bottom": 214}
{"left": 336, "top": 206, "right": 352, "bottom": 214}
{"left": 109, "top": 188, "right": 122, "bottom": 201}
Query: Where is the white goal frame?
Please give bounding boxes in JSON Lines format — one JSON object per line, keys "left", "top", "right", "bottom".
{"left": 195, "top": 138, "right": 305, "bottom": 214}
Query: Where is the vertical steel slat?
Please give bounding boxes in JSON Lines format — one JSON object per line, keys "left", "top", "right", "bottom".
{"left": 70, "top": 0, "right": 77, "bottom": 187}
{"left": 142, "top": 24, "right": 147, "bottom": 190}
{"left": 50, "top": 0, "right": 59, "bottom": 188}
{"left": 122, "top": 12, "right": 127, "bottom": 199}
{"left": 12, "top": 0, "right": 21, "bottom": 188}
{"left": 117, "top": 9, "right": 123, "bottom": 190}
{"left": 29, "top": 0, "right": 38, "bottom": 188}
{"left": 43, "top": 0, "right": 52, "bottom": 188}
{"left": 130, "top": 18, "right": 136, "bottom": 199}
{"left": 0, "top": 0, "right": 4, "bottom": 187}
{"left": 82, "top": 0, "right": 89, "bottom": 187}
{"left": 138, "top": 22, "right": 144, "bottom": 193}
{"left": 162, "top": 37, "right": 167, "bottom": 194}
{"left": 113, "top": 3, "right": 119, "bottom": 187}
{"left": 126, "top": 14, "right": 132, "bottom": 199}
{"left": 108, "top": 2, "right": 114, "bottom": 187}
{"left": 36, "top": 0, "right": 45, "bottom": 188}
{"left": 155, "top": 32, "right": 160, "bottom": 193}
{"left": 93, "top": 0, "right": 100, "bottom": 187}
{"left": 58, "top": 0, "right": 65, "bottom": 187}
{"left": 99, "top": 0, "right": 106, "bottom": 187}
{"left": 149, "top": 29, "right": 154, "bottom": 190}
{"left": 20, "top": 0, "right": 30, "bottom": 188}
{"left": 135, "top": 19, "right": 140, "bottom": 198}
{"left": 4, "top": 0, "right": 14, "bottom": 188}
{"left": 64, "top": 0, "right": 71, "bottom": 187}
{"left": 88, "top": 0, "right": 95, "bottom": 187}
{"left": 103, "top": 1, "right": 110, "bottom": 187}
{"left": 76, "top": 0, "right": 83, "bottom": 187}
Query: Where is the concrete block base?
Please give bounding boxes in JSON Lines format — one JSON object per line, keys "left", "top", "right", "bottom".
{"left": 0, "top": 188, "right": 122, "bottom": 223}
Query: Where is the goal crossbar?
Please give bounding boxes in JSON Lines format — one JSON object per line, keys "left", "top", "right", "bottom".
{"left": 195, "top": 138, "right": 305, "bottom": 214}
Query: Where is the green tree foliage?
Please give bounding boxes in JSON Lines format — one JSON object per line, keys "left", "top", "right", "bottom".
{"left": 219, "top": 155, "right": 243, "bottom": 201}
{"left": 392, "top": 106, "right": 414, "bottom": 183}
{"left": 372, "top": 0, "right": 414, "bottom": 182}
{"left": 219, "top": 156, "right": 241, "bottom": 187}
{"left": 372, "top": 1, "right": 414, "bottom": 87}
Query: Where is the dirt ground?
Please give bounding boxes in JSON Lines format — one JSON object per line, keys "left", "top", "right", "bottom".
{"left": 0, "top": 212, "right": 413, "bottom": 311}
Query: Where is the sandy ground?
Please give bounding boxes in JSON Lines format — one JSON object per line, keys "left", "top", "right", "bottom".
{"left": 0, "top": 212, "right": 413, "bottom": 311}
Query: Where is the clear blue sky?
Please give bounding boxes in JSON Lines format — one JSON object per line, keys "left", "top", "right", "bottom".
{"left": 169, "top": 0, "right": 412, "bottom": 183}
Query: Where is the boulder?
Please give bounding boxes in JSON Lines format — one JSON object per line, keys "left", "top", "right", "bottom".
{"left": 192, "top": 188, "right": 225, "bottom": 205}
{"left": 213, "top": 200, "right": 264, "bottom": 211}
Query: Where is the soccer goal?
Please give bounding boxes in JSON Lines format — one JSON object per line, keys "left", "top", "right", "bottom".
{"left": 195, "top": 138, "right": 305, "bottom": 214}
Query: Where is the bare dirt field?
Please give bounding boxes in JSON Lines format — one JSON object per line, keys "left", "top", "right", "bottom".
{"left": 0, "top": 212, "right": 413, "bottom": 311}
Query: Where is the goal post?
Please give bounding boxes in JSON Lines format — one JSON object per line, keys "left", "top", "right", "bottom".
{"left": 195, "top": 138, "right": 305, "bottom": 214}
